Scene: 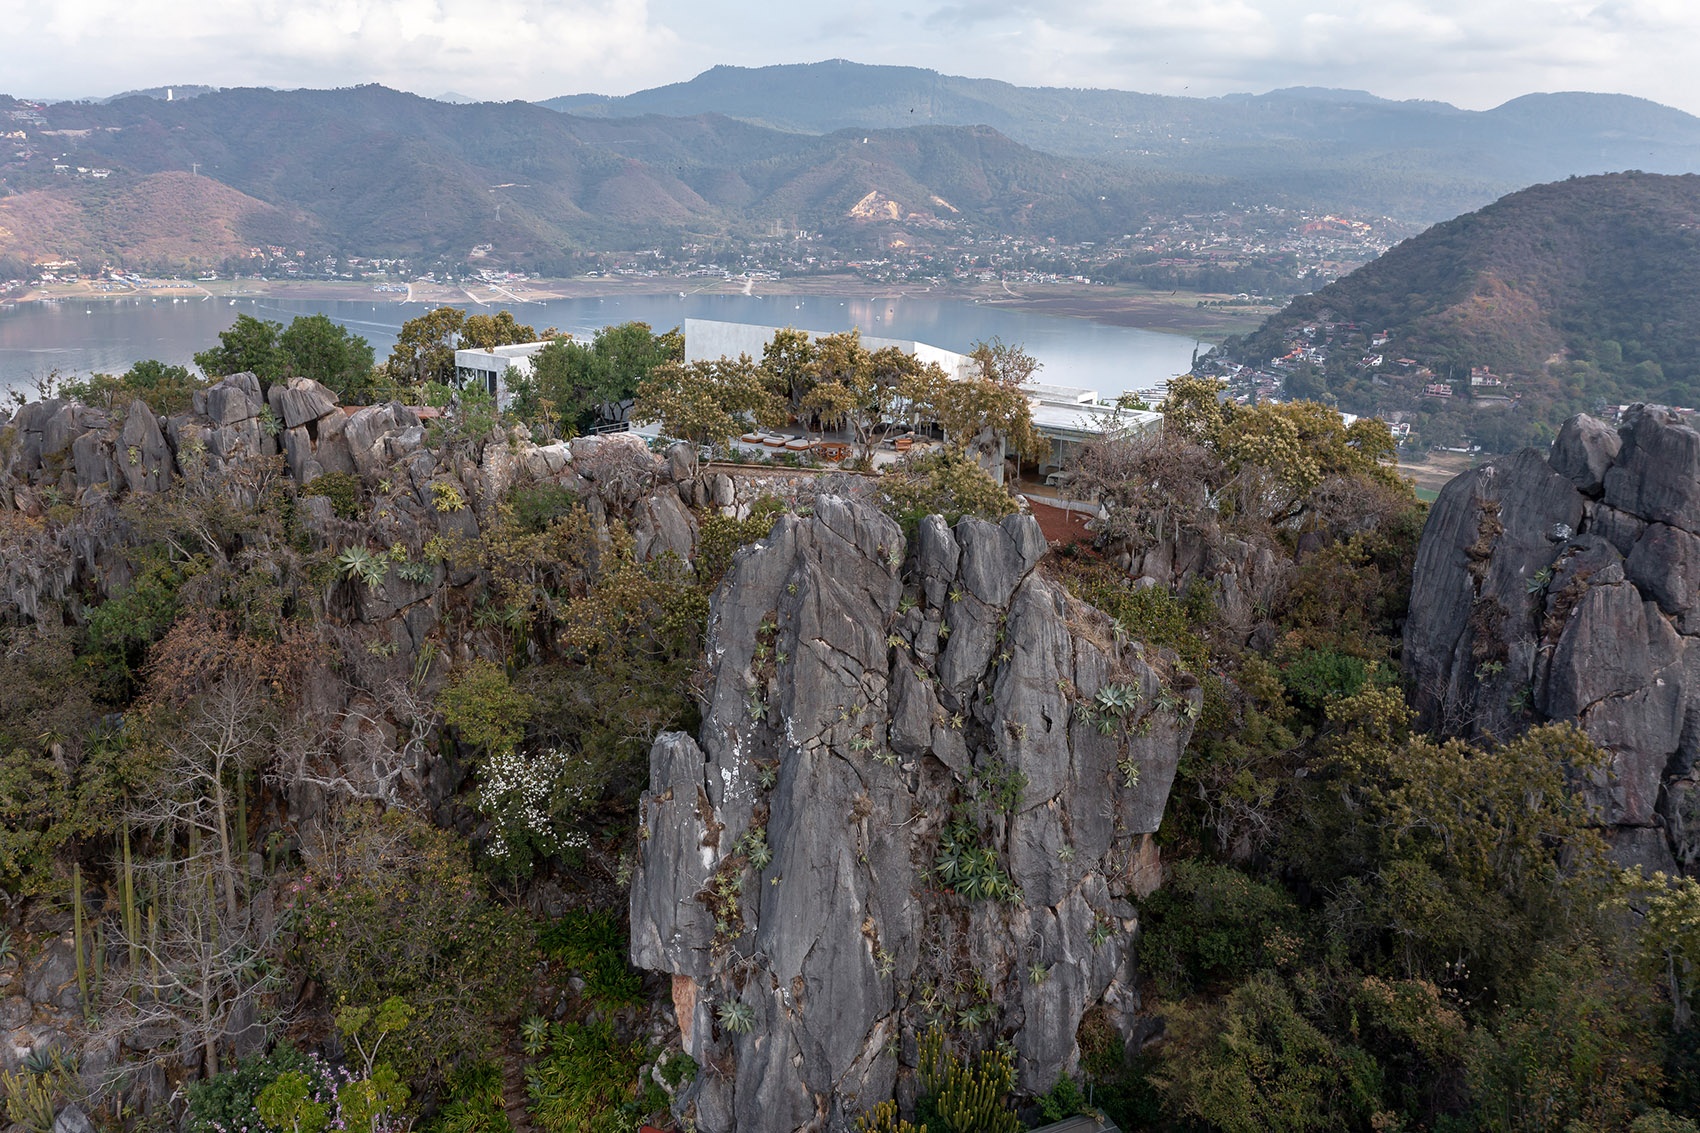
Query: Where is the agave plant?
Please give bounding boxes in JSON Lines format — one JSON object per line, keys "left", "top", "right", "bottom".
{"left": 335, "top": 544, "right": 389, "bottom": 589}
{"left": 716, "top": 999, "right": 756, "bottom": 1034}
{"left": 1094, "top": 682, "right": 1142, "bottom": 717}
{"left": 519, "top": 1015, "right": 550, "bottom": 1057}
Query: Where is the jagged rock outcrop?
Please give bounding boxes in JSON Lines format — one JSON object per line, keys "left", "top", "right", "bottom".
{"left": 1405, "top": 406, "right": 1700, "bottom": 873}
{"left": 630, "top": 498, "right": 1199, "bottom": 1132}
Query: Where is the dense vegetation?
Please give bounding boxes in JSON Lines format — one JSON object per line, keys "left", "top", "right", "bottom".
{"left": 2, "top": 325, "right": 1698, "bottom": 1133}
{"left": 1219, "top": 173, "right": 1700, "bottom": 450}
{"left": 1046, "top": 378, "right": 1700, "bottom": 1131}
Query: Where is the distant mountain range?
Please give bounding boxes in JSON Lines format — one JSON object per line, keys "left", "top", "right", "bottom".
{"left": 0, "top": 84, "right": 1228, "bottom": 272}
{"left": 1217, "top": 172, "right": 1700, "bottom": 447}
{"left": 3, "top": 63, "right": 1700, "bottom": 275}
{"left": 544, "top": 61, "right": 1700, "bottom": 222}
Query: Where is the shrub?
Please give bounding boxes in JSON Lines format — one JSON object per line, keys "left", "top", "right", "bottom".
{"left": 506, "top": 484, "right": 579, "bottom": 535}
{"left": 525, "top": 1021, "right": 664, "bottom": 1133}
{"left": 424, "top": 1062, "right": 512, "bottom": 1133}
{"left": 438, "top": 660, "right": 535, "bottom": 756}
{"left": 1137, "top": 859, "right": 1299, "bottom": 996}
{"left": 538, "top": 911, "right": 644, "bottom": 1008}
{"left": 696, "top": 496, "right": 786, "bottom": 586}
{"left": 303, "top": 472, "right": 362, "bottom": 520}
{"left": 877, "top": 446, "right": 1016, "bottom": 535}
{"left": 185, "top": 1045, "right": 317, "bottom": 1133}
{"left": 290, "top": 806, "right": 534, "bottom": 1084}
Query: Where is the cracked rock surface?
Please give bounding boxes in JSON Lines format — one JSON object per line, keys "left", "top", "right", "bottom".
{"left": 630, "top": 498, "right": 1199, "bottom": 1131}
{"left": 1405, "top": 406, "right": 1700, "bottom": 873}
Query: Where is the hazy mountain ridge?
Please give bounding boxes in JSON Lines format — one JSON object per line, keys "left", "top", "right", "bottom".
{"left": 543, "top": 62, "right": 1700, "bottom": 221}
{"left": 0, "top": 84, "right": 1232, "bottom": 270}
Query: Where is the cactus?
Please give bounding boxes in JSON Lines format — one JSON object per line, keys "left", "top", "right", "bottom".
{"left": 856, "top": 1100, "right": 926, "bottom": 1133}
{"left": 916, "top": 1025, "right": 1019, "bottom": 1133}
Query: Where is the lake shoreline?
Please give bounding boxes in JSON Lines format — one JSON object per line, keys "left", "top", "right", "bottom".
{"left": 5, "top": 273, "right": 1272, "bottom": 339}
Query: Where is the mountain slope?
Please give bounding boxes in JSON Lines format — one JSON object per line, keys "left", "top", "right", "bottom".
{"left": 1217, "top": 172, "right": 1700, "bottom": 442}
{"left": 543, "top": 62, "right": 1700, "bottom": 222}
{"left": 0, "top": 85, "right": 1229, "bottom": 269}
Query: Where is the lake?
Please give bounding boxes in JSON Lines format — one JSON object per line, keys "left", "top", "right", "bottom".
{"left": 0, "top": 292, "right": 1207, "bottom": 402}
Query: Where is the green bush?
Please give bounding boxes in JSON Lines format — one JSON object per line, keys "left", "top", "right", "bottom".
{"left": 525, "top": 1021, "right": 664, "bottom": 1133}
{"left": 876, "top": 446, "right": 1016, "bottom": 536}
{"left": 185, "top": 1045, "right": 318, "bottom": 1133}
{"left": 506, "top": 484, "right": 580, "bottom": 535}
{"left": 538, "top": 910, "right": 644, "bottom": 1008}
{"left": 424, "top": 1061, "right": 512, "bottom": 1133}
{"left": 1280, "top": 648, "right": 1378, "bottom": 715}
{"left": 302, "top": 472, "right": 362, "bottom": 520}
{"left": 696, "top": 496, "right": 786, "bottom": 586}
{"left": 290, "top": 807, "right": 534, "bottom": 1084}
{"left": 438, "top": 660, "right": 535, "bottom": 756}
{"left": 1138, "top": 859, "right": 1299, "bottom": 997}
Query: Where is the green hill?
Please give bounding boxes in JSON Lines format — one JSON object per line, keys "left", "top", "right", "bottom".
{"left": 1216, "top": 172, "right": 1700, "bottom": 449}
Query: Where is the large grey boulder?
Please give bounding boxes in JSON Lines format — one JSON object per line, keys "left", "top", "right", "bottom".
{"left": 1550, "top": 413, "right": 1621, "bottom": 496}
{"left": 1405, "top": 405, "right": 1700, "bottom": 872}
{"left": 118, "top": 400, "right": 172, "bottom": 494}
{"left": 631, "top": 498, "right": 1198, "bottom": 1129}
{"left": 268, "top": 377, "right": 340, "bottom": 429}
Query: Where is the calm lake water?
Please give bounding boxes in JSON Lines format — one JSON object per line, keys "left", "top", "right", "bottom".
{"left": 0, "top": 292, "right": 1207, "bottom": 402}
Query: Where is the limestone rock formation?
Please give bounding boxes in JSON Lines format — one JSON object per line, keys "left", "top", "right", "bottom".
{"left": 1405, "top": 406, "right": 1700, "bottom": 873}
{"left": 630, "top": 498, "right": 1199, "bottom": 1131}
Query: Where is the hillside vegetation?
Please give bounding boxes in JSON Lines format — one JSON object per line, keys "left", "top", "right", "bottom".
{"left": 1218, "top": 172, "right": 1700, "bottom": 448}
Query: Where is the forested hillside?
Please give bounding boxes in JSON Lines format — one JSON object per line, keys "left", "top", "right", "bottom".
{"left": 0, "top": 86, "right": 1228, "bottom": 271}
{"left": 1216, "top": 172, "right": 1700, "bottom": 449}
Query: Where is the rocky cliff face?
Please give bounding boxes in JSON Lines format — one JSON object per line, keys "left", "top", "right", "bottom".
{"left": 630, "top": 498, "right": 1199, "bottom": 1131}
{"left": 1405, "top": 407, "right": 1700, "bottom": 873}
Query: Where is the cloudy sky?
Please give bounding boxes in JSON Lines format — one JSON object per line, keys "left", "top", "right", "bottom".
{"left": 5, "top": 0, "right": 1700, "bottom": 115}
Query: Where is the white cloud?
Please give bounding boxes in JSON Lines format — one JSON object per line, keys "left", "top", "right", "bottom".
{"left": 3, "top": 0, "right": 1700, "bottom": 114}
{"left": 5, "top": 0, "right": 679, "bottom": 100}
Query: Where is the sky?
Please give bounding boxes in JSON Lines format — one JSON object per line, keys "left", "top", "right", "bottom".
{"left": 5, "top": 0, "right": 1700, "bottom": 116}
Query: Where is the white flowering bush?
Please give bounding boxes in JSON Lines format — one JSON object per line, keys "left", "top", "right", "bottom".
{"left": 475, "top": 746, "right": 594, "bottom": 871}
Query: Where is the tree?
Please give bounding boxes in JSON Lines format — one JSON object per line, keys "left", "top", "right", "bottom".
{"left": 967, "top": 336, "right": 1041, "bottom": 388}
{"left": 762, "top": 326, "right": 818, "bottom": 407}
{"left": 632, "top": 356, "right": 785, "bottom": 449}
{"left": 385, "top": 306, "right": 466, "bottom": 388}
{"left": 195, "top": 315, "right": 286, "bottom": 386}
{"left": 278, "top": 315, "right": 375, "bottom": 402}
{"left": 525, "top": 321, "right": 679, "bottom": 436}
{"left": 459, "top": 310, "right": 537, "bottom": 350}
{"left": 63, "top": 360, "right": 205, "bottom": 415}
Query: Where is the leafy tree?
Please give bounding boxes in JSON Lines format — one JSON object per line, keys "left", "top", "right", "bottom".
{"left": 966, "top": 336, "right": 1041, "bottom": 387}
{"left": 876, "top": 446, "right": 1016, "bottom": 533}
{"left": 386, "top": 307, "right": 467, "bottom": 388}
{"left": 278, "top": 314, "right": 375, "bottom": 402}
{"left": 63, "top": 359, "right": 206, "bottom": 416}
{"left": 459, "top": 311, "right": 537, "bottom": 350}
{"left": 438, "top": 660, "right": 534, "bottom": 757}
{"left": 633, "top": 356, "right": 785, "bottom": 448}
{"left": 195, "top": 314, "right": 287, "bottom": 386}
{"left": 762, "top": 326, "right": 818, "bottom": 406}
{"left": 1152, "top": 972, "right": 1379, "bottom": 1133}
{"left": 523, "top": 321, "right": 679, "bottom": 436}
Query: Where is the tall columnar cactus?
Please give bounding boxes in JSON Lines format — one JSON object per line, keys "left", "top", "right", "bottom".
{"left": 917, "top": 1025, "right": 1020, "bottom": 1133}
